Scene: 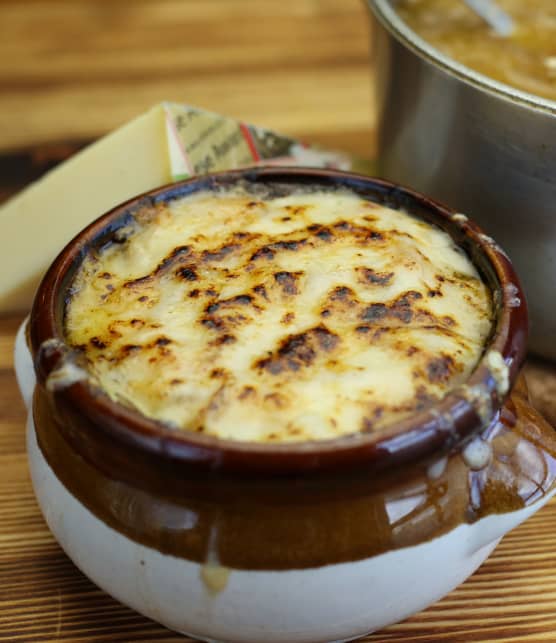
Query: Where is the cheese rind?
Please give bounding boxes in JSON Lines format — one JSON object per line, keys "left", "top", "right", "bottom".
{"left": 65, "top": 185, "right": 493, "bottom": 443}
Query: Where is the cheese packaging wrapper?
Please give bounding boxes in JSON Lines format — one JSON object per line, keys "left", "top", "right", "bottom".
{"left": 0, "top": 102, "right": 356, "bottom": 313}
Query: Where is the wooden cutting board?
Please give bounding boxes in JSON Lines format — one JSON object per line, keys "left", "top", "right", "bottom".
{"left": 2, "top": 1, "right": 556, "bottom": 640}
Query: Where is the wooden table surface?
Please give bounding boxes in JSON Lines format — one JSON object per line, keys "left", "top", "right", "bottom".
{"left": 2, "top": 1, "right": 556, "bottom": 641}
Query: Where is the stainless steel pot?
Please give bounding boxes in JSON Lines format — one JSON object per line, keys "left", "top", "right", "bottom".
{"left": 367, "top": 0, "right": 556, "bottom": 359}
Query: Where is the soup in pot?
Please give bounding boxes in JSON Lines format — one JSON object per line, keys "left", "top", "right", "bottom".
{"left": 397, "top": 0, "right": 556, "bottom": 102}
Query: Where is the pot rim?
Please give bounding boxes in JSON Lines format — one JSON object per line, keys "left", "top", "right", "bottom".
{"left": 29, "top": 166, "right": 528, "bottom": 476}
{"left": 367, "top": 0, "right": 556, "bottom": 117}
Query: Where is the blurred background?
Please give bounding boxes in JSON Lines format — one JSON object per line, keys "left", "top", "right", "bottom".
{"left": 0, "top": 0, "right": 374, "bottom": 199}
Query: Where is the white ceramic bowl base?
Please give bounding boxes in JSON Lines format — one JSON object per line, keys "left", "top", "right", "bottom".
{"left": 15, "top": 321, "right": 556, "bottom": 642}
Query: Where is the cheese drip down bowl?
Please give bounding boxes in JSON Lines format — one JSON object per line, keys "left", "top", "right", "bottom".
{"left": 16, "top": 167, "right": 556, "bottom": 642}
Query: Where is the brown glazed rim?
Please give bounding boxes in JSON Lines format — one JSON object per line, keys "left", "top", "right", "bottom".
{"left": 29, "top": 167, "right": 528, "bottom": 476}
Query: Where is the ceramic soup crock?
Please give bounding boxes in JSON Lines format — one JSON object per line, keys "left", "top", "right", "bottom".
{"left": 14, "top": 167, "right": 556, "bottom": 643}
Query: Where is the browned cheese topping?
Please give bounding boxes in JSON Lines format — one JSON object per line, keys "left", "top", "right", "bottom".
{"left": 65, "top": 185, "right": 493, "bottom": 442}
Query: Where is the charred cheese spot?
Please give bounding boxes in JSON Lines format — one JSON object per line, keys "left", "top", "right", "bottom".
{"left": 65, "top": 185, "right": 493, "bottom": 442}
{"left": 307, "top": 223, "right": 335, "bottom": 242}
{"left": 357, "top": 267, "right": 394, "bottom": 286}
{"left": 90, "top": 337, "right": 106, "bottom": 350}
{"left": 273, "top": 271, "right": 302, "bottom": 296}
{"left": 176, "top": 266, "right": 198, "bottom": 281}
{"left": 255, "top": 326, "right": 339, "bottom": 375}
{"left": 426, "top": 355, "right": 456, "bottom": 383}
{"left": 202, "top": 243, "right": 239, "bottom": 263}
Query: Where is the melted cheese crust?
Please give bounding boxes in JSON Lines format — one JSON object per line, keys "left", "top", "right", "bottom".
{"left": 65, "top": 185, "right": 493, "bottom": 443}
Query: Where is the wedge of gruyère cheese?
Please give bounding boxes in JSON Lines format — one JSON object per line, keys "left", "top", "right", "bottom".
{"left": 1, "top": 102, "right": 348, "bottom": 313}
{"left": 0, "top": 105, "right": 170, "bottom": 312}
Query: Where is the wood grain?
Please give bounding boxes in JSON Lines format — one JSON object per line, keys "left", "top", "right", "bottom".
{"left": 2, "top": 1, "right": 556, "bottom": 641}
{"left": 0, "top": 0, "right": 375, "bottom": 159}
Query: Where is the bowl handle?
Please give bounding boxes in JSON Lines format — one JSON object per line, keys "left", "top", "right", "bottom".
{"left": 466, "top": 382, "right": 556, "bottom": 554}
{"left": 14, "top": 317, "right": 35, "bottom": 411}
